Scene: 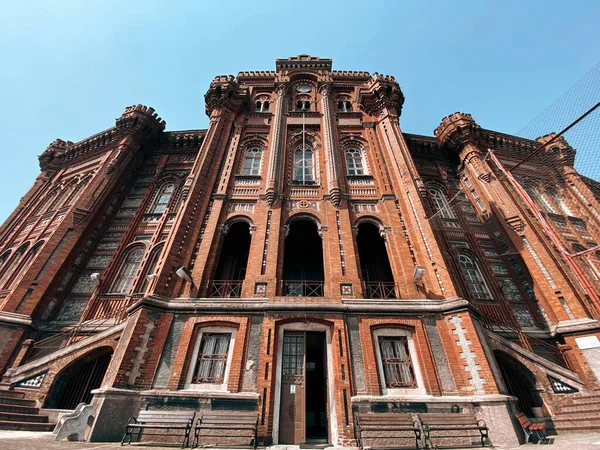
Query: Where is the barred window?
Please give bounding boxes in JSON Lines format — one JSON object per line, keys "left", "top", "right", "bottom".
{"left": 346, "top": 149, "right": 365, "bottom": 175}
{"left": 378, "top": 336, "right": 416, "bottom": 388}
{"left": 242, "top": 148, "right": 262, "bottom": 175}
{"left": 192, "top": 333, "right": 231, "bottom": 384}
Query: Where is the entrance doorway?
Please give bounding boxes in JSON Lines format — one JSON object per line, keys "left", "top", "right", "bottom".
{"left": 494, "top": 350, "right": 542, "bottom": 416}
{"left": 279, "top": 331, "right": 328, "bottom": 445}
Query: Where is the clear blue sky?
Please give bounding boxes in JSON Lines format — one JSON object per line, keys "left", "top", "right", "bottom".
{"left": 0, "top": 0, "right": 598, "bottom": 223}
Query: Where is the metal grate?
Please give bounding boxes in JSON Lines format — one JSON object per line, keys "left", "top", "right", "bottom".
{"left": 378, "top": 336, "right": 416, "bottom": 388}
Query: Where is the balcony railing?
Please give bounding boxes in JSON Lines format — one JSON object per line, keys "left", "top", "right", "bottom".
{"left": 364, "top": 281, "right": 399, "bottom": 299}
{"left": 282, "top": 280, "right": 324, "bottom": 297}
{"left": 209, "top": 280, "right": 242, "bottom": 298}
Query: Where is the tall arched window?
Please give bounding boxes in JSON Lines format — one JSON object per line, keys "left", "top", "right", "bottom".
{"left": 0, "top": 243, "right": 29, "bottom": 289}
{"left": 346, "top": 149, "right": 365, "bottom": 175}
{"left": 150, "top": 184, "right": 174, "bottom": 214}
{"left": 242, "top": 148, "right": 262, "bottom": 175}
{"left": 428, "top": 186, "right": 456, "bottom": 219}
{"left": 138, "top": 244, "right": 164, "bottom": 293}
{"left": 458, "top": 254, "right": 492, "bottom": 300}
{"left": 294, "top": 145, "right": 315, "bottom": 183}
{"left": 111, "top": 247, "right": 146, "bottom": 294}
{"left": 4, "top": 241, "right": 44, "bottom": 290}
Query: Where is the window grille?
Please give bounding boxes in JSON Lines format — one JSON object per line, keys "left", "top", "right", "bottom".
{"left": 192, "top": 333, "right": 231, "bottom": 384}
{"left": 378, "top": 336, "right": 416, "bottom": 388}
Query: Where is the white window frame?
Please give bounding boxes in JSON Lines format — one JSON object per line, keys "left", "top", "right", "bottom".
{"left": 372, "top": 328, "right": 426, "bottom": 396}
{"left": 184, "top": 326, "right": 237, "bottom": 392}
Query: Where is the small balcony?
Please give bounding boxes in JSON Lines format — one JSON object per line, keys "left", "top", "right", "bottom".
{"left": 363, "top": 281, "right": 399, "bottom": 299}
{"left": 209, "top": 280, "right": 243, "bottom": 298}
{"left": 282, "top": 280, "right": 324, "bottom": 297}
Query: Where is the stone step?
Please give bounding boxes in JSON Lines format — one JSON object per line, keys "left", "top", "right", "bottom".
{"left": 570, "top": 395, "right": 600, "bottom": 405}
{"left": 552, "top": 410, "right": 600, "bottom": 420}
{"left": 0, "top": 411, "right": 49, "bottom": 423}
{"left": 555, "top": 403, "right": 600, "bottom": 414}
{"left": 0, "top": 420, "right": 55, "bottom": 431}
{"left": 0, "top": 403, "right": 40, "bottom": 415}
{"left": 553, "top": 423, "right": 600, "bottom": 432}
{"left": 0, "top": 390, "right": 25, "bottom": 399}
{"left": 0, "top": 396, "right": 37, "bottom": 407}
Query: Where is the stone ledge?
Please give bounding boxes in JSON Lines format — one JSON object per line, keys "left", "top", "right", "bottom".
{"left": 128, "top": 295, "right": 471, "bottom": 315}
{"left": 0, "top": 311, "right": 33, "bottom": 327}
{"left": 91, "top": 386, "right": 260, "bottom": 401}
{"left": 351, "top": 393, "right": 516, "bottom": 404}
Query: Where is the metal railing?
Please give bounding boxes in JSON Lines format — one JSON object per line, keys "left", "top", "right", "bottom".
{"left": 209, "top": 280, "right": 242, "bottom": 298}
{"left": 363, "top": 281, "right": 399, "bottom": 299}
{"left": 23, "top": 293, "right": 142, "bottom": 364}
{"left": 282, "top": 280, "right": 324, "bottom": 297}
{"left": 480, "top": 313, "right": 571, "bottom": 370}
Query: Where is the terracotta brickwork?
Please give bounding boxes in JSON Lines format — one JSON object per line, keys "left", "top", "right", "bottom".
{"left": 1, "top": 55, "right": 600, "bottom": 445}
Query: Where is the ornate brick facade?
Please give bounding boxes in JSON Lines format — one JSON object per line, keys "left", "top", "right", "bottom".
{"left": 1, "top": 55, "right": 599, "bottom": 445}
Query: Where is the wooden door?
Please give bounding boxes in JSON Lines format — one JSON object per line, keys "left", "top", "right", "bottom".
{"left": 279, "top": 331, "right": 306, "bottom": 444}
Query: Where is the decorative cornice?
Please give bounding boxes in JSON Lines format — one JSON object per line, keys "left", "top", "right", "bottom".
{"left": 204, "top": 76, "right": 250, "bottom": 117}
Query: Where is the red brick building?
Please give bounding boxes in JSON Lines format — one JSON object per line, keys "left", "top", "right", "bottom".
{"left": 0, "top": 55, "right": 599, "bottom": 446}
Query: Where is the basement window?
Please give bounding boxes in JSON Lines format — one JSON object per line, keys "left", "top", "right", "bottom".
{"left": 185, "top": 327, "right": 236, "bottom": 391}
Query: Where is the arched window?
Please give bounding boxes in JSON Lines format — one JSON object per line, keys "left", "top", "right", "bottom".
{"left": 428, "top": 187, "right": 456, "bottom": 219}
{"left": 296, "top": 98, "right": 311, "bottom": 112}
{"left": 458, "top": 254, "right": 492, "bottom": 300}
{"left": 242, "top": 148, "right": 262, "bottom": 175}
{"left": 110, "top": 247, "right": 146, "bottom": 294}
{"left": 255, "top": 99, "right": 270, "bottom": 112}
{"left": 346, "top": 149, "right": 365, "bottom": 175}
{"left": 338, "top": 100, "right": 352, "bottom": 112}
{"left": 4, "top": 241, "right": 44, "bottom": 290}
{"left": 552, "top": 193, "right": 574, "bottom": 216}
{"left": 294, "top": 145, "right": 315, "bottom": 183}
{"left": 0, "top": 243, "right": 29, "bottom": 289}
{"left": 150, "top": 184, "right": 174, "bottom": 214}
{"left": 138, "top": 244, "right": 163, "bottom": 293}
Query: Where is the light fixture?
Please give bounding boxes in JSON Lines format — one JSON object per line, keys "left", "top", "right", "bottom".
{"left": 146, "top": 273, "right": 158, "bottom": 281}
{"left": 90, "top": 272, "right": 101, "bottom": 286}
{"left": 175, "top": 266, "right": 193, "bottom": 283}
{"left": 413, "top": 266, "right": 426, "bottom": 284}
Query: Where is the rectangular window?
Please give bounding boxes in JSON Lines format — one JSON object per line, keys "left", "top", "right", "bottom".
{"left": 192, "top": 333, "right": 231, "bottom": 384}
{"left": 378, "top": 336, "right": 416, "bottom": 388}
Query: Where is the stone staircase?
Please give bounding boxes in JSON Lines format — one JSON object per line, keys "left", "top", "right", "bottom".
{"left": 0, "top": 390, "right": 55, "bottom": 431}
{"left": 551, "top": 392, "right": 600, "bottom": 432}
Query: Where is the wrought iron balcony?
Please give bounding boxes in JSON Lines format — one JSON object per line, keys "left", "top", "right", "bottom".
{"left": 363, "top": 281, "right": 399, "bottom": 299}
{"left": 209, "top": 280, "right": 243, "bottom": 298}
{"left": 282, "top": 280, "right": 324, "bottom": 297}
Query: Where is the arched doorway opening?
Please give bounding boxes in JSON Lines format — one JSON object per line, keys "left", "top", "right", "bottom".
{"left": 44, "top": 347, "right": 113, "bottom": 410}
{"left": 356, "top": 222, "right": 396, "bottom": 298}
{"left": 494, "top": 350, "right": 542, "bottom": 416}
{"left": 282, "top": 219, "right": 324, "bottom": 297}
{"left": 211, "top": 221, "right": 252, "bottom": 297}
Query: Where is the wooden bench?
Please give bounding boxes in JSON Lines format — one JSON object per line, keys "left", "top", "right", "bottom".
{"left": 354, "top": 413, "right": 422, "bottom": 450}
{"left": 515, "top": 412, "right": 548, "bottom": 444}
{"left": 193, "top": 411, "right": 258, "bottom": 449}
{"left": 121, "top": 410, "right": 195, "bottom": 448}
{"left": 419, "top": 413, "right": 490, "bottom": 448}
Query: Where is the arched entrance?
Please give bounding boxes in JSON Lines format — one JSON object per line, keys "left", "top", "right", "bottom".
{"left": 494, "top": 350, "right": 542, "bottom": 416}
{"left": 44, "top": 347, "right": 113, "bottom": 409}
{"left": 211, "top": 221, "right": 252, "bottom": 297}
{"left": 282, "top": 219, "right": 324, "bottom": 297}
{"left": 356, "top": 222, "right": 396, "bottom": 298}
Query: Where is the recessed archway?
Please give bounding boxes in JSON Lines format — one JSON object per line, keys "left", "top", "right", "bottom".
{"left": 282, "top": 219, "right": 324, "bottom": 297}
{"left": 356, "top": 222, "right": 396, "bottom": 298}
{"left": 494, "top": 350, "right": 542, "bottom": 416}
{"left": 211, "top": 221, "right": 252, "bottom": 297}
{"left": 44, "top": 346, "right": 113, "bottom": 410}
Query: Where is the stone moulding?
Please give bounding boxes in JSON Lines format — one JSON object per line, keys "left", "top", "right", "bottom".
{"left": 126, "top": 294, "right": 472, "bottom": 315}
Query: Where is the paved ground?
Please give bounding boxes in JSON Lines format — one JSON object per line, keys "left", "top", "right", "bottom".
{"left": 0, "top": 431, "right": 600, "bottom": 450}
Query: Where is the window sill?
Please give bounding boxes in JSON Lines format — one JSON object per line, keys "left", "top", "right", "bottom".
{"left": 235, "top": 175, "right": 262, "bottom": 181}
{"left": 347, "top": 174, "right": 373, "bottom": 181}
